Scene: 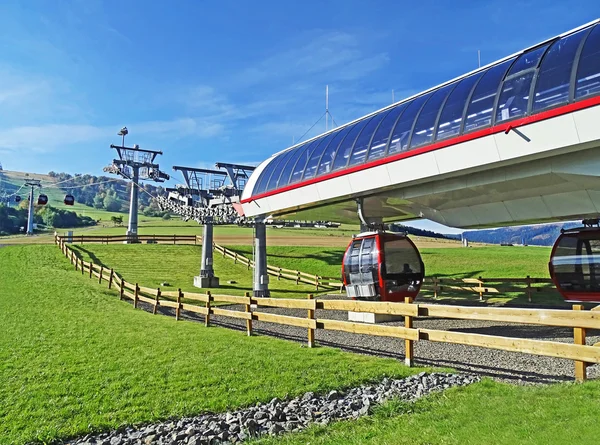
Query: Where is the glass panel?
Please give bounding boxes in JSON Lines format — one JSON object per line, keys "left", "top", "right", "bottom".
{"left": 302, "top": 131, "right": 338, "bottom": 181}
{"left": 383, "top": 238, "right": 423, "bottom": 276}
{"left": 275, "top": 143, "right": 309, "bottom": 188}
{"left": 410, "top": 83, "right": 455, "bottom": 148}
{"left": 331, "top": 119, "right": 370, "bottom": 171}
{"left": 435, "top": 72, "right": 483, "bottom": 140}
{"left": 316, "top": 125, "right": 353, "bottom": 176}
{"left": 348, "top": 112, "right": 388, "bottom": 167}
{"left": 533, "top": 30, "right": 587, "bottom": 112}
{"left": 506, "top": 44, "right": 550, "bottom": 76}
{"left": 266, "top": 149, "right": 295, "bottom": 191}
{"left": 366, "top": 103, "right": 407, "bottom": 161}
{"left": 253, "top": 161, "right": 276, "bottom": 195}
{"left": 464, "top": 58, "right": 514, "bottom": 133}
{"left": 387, "top": 93, "right": 432, "bottom": 156}
{"left": 289, "top": 139, "right": 321, "bottom": 184}
{"left": 576, "top": 25, "right": 600, "bottom": 99}
{"left": 495, "top": 71, "right": 535, "bottom": 122}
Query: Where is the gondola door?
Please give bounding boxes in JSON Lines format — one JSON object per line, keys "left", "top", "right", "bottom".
{"left": 343, "top": 235, "right": 380, "bottom": 300}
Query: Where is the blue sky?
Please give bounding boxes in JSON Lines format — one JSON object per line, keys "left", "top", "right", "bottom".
{"left": 0, "top": 0, "right": 598, "bottom": 233}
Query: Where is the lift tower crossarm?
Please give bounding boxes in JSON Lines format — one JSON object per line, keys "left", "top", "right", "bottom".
{"left": 110, "top": 144, "right": 163, "bottom": 163}
{"left": 215, "top": 163, "right": 256, "bottom": 190}
{"left": 105, "top": 129, "right": 169, "bottom": 241}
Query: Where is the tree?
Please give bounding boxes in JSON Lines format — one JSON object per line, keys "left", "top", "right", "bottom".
{"left": 103, "top": 194, "right": 122, "bottom": 212}
{"left": 93, "top": 194, "right": 104, "bottom": 209}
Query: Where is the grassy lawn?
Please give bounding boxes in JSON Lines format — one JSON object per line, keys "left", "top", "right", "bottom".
{"left": 70, "top": 244, "right": 323, "bottom": 298}
{"left": 0, "top": 245, "right": 424, "bottom": 445}
{"left": 69, "top": 243, "right": 562, "bottom": 305}
{"left": 229, "top": 245, "right": 552, "bottom": 279}
{"left": 252, "top": 378, "right": 600, "bottom": 445}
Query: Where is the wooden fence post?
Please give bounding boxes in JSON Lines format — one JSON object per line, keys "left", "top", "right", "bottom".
{"left": 478, "top": 276, "right": 484, "bottom": 301}
{"left": 404, "top": 296, "right": 414, "bottom": 367}
{"left": 234, "top": 252, "right": 238, "bottom": 264}
{"left": 205, "top": 291, "right": 212, "bottom": 327}
{"left": 176, "top": 289, "right": 182, "bottom": 321}
{"left": 134, "top": 284, "right": 139, "bottom": 309}
{"left": 99, "top": 266, "right": 103, "bottom": 284}
{"left": 308, "top": 294, "right": 315, "bottom": 348}
{"left": 296, "top": 271, "right": 300, "bottom": 285}
{"left": 245, "top": 291, "right": 252, "bottom": 336}
{"left": 81, "top": 258, "right": 84, "bottom": 275}
{"left": 108, "top": 269, "right": 114, "bottom": 289}
{"left": 119, "top": 280, "right": 124, "bottom": 300}
{"left": 153, "top": 288, "right": 161, "bottom": 315}
{"left": 89, "top": 262, "right": 93, "bottom": 279}
{"left": 173, "top": 234, "right": 176, "bottom": 245}
{"left": 74, "top": 253, "right": 79, "bottom": 271}
{"left": 433, "top": 277, "right": 439, "bottom": 299}
{"left": 278, "top": 268, "right": 282, "bottom": 281}
{"left": 315, "top": 276, "right": 319, "bottom": 291}
{"left": 526, "top": 275, "right": 532, "bottom": 303}
{"left": 573, "top": 304, "right": 588, "bottom": 381}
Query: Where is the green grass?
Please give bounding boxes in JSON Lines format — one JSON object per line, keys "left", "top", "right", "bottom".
{"left": 0, "top": 245, "right": 424, "bottom": 445}
{"left": 252, "top": 379, "right": 600, "bottom": 445}
{"left": 70, "top": 244, "right": 324, "bottom": 298}
{"left": 69, "top": 243, "right": 563, "bottom": 305}
{"left": 229, "top": 245, "right": 552, "bottom": 279}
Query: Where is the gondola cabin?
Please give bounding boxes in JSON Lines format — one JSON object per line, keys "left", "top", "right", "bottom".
{"left": 63, "top": 194, "right": 75, "bottom": 206}
{"left": 37, "top": 194, "right": 48, "bottom": 205}
{"left": 549, "top": 226, "right": 600, "bottom": 302}
{"left": 342, "top": 232, "right": 424, "bottom": 302}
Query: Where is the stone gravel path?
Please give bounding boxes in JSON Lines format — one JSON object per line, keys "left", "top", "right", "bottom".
{"left": 143, "top": 298, "right": 599, "bottom": 385}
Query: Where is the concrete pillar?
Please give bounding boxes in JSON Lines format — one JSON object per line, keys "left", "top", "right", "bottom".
{"left": 253, "top": 219, "right": 270, "bottom": 297}
{"left": 26, "top": 186, "right": 34, "bottom": 235}
{"left": 194, "top": 218, "right": 219, "bottom": 288}
{"left": 126, "top": 166, "right": 139, "bottom": 243}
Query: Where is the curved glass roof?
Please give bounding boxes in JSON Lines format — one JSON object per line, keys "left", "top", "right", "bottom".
{"left": 252, "top": 21, "right": 600, "bottom": 198}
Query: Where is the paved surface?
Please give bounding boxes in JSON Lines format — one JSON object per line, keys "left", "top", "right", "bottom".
{"left": 137, "top": 297, "right": 599, "bottom": 385}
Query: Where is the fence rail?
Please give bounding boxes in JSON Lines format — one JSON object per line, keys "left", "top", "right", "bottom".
{"left": 61, "top": 234, "right": 200, "bottom": 244}
{"left": 55, "top": 234, "right": 599, "bottom": 381}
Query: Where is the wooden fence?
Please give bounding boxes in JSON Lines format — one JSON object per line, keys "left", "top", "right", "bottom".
{"left": 422, "top": 276, "right": 556, "bottom": 302}
{"left": 213, "top": 244, "right": 343, "bottom": 291}
{"left": 60, "top": 234, "right": 200, "bottom": 245}
{"left": 60, "top": 233, "right": 559, "bottom": 301}
{"left": 55, "top": 235, "right": 600, "bottom": 381}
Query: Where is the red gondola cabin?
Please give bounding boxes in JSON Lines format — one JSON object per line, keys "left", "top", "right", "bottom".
{"left": 64, "top": 194, "right": 75, "bottom": 206}
{"left": 37, "top": 194, "right": 48, "bottom": 205}
{"left": 342, "top": 232, "right": 424, "bottom": 302}
{"left": 549, "top": 227, "right": 600, "bottom": 302}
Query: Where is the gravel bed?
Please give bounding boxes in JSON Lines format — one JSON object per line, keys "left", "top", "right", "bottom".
{"left": 59, "top": 372, "right": 479, "bottom": 445}
{"left": 142, "top": 297, "right": 599, "bottom": 385}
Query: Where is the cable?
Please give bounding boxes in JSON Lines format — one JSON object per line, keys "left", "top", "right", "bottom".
{"left": 329, "top": 112, "right": 339, "bottom": 128}
{"left": 44, "top": 179, "right": 121, "bottom": 190}
{"left": 294, "top": 111, "right": 327, "bottom": 144}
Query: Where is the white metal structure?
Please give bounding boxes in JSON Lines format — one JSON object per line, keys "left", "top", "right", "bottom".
{"left": 240, "top": 20, "right": 600, "bottom": 229}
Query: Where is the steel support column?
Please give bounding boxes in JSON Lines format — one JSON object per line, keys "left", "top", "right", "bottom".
{"left": 194, "top": 217, "right": 219, "bottom": 288}
{"left": 26, "top": 186, "right": 35, "bottom": 235}
{"left": 126, "top": 166, "right": 140, "bottom": 243}
{"left": 253, "top": 219, "right": 270, "bottom": 297}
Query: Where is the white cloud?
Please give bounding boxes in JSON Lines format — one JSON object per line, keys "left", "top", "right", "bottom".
{"left": 233, "top": 30, "right": 389, "bottom": 87}
{"left": 0, "top": 118, "right": 224, "bottom": 154}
